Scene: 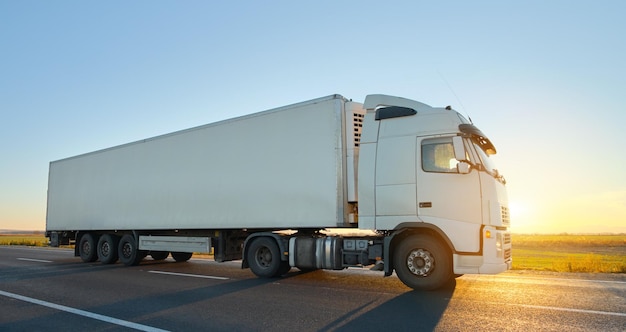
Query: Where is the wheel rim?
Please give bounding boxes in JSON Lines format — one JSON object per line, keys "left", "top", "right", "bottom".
{"left": 121, "top": 243, "right": 132, "bottom": 258}
{"left": 82, "top": 241, "right": 91, "bottom": 255}
{"left": 255, "top": 247, "right": 272, "bottom": 268}
{"left": 101, "top": 242, "right": 110, "bottom": 257}
{"left": 406, "top": 248, "right": 435, "bottom": 276}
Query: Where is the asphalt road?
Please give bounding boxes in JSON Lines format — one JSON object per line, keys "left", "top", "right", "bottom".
{"left": 1, "top": 246, "right": 624, "bottom": 331}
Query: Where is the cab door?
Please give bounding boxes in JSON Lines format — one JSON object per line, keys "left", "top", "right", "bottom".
{"left": 416, "top": 136, "right": 483, "bottom": 252}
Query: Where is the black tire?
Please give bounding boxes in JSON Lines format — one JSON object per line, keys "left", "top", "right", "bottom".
{"left": 393, "top": 234, "right": 453, "bottom": 291}
{"left": 247, "top": 237, "right": 283, "bottom": 278}
{"left": 150, "top": 251, "right": 169, "bottom": 261}
{"left": 277, "top": 261, "right": 292, "bottom": 276}
{"left": 78, "top": 233, "right": 98, "bottom": 263}
{"left": 118, "top": 234, "right": 143, "bottom": 266}
{"left": 97, "top": 234, "right": 119, "bottom": 264}
{"left": 171, "top": 252, "right": 193, "bottom": 262}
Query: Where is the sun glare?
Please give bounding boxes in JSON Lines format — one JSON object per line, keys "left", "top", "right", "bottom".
{"left": 508, "top": 201, "right": 528, "bottom": 218}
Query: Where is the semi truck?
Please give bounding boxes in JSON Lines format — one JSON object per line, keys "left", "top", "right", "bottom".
{"left": 46, "top": 94, "right": 512, "bottom": 290}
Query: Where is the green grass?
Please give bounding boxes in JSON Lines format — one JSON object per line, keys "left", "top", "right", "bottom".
{"left": 0, "top": 234, "right": 48, "bottom": 246}
{"left": 512, "top": 234, "right": 626, "bottom": 273}
{"left": 512, "top": 234, "right": 625, "bottom": 248}
{"left": 512, "top": 249, "right": 626, "bottom": 273}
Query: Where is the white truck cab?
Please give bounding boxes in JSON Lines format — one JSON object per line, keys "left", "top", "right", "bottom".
{"left": 356, "top": 95, "right": 511, "bottom": 283}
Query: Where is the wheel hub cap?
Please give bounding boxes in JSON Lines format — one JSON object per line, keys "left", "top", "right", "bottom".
{"left": 407, "top": 248, "right": 434, "bottom": 276}
{"left": 257, "top": 248, "right": 272, "bottom": 267}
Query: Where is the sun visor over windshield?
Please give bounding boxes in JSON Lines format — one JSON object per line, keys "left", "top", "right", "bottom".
{"left": 459, "top": 124, "right": 497, "bottom": 155}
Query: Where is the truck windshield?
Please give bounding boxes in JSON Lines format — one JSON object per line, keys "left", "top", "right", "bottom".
{"left": 473, "top": 142, "right": 505, "bottom": 184}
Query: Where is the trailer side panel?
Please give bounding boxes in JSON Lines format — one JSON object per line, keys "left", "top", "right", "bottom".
{"left": 47, "top": 96, "right": 348, "bottom": 231}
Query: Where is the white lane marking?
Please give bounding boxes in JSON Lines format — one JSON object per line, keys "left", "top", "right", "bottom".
{"left": 148, "top": 270, "right": 229, "bottom": 280}
{"left": 17, "top": 258, "right": 53, "bottom": 263}
{"left": 512, "top": 303, "right": 626, "bottom": 318}
{"left": 0, "top": 290, "right": 169, "bottom": 332}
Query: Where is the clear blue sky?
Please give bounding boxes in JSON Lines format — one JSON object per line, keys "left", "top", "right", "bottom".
{"left": 1, "top": 1, "right": 625, "bottom": 233}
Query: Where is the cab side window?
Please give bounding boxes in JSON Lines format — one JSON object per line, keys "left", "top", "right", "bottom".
{"left": 421, "top": 138, "right": 458, "bottom": 173}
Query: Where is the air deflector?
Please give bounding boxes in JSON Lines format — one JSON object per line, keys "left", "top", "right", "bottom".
{"left": 375, "top": 106, "right": 417, "bottom": 120}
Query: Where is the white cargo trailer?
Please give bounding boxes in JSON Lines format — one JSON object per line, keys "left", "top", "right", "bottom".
{"left": 46, "top": 94, "right": 512, "bottom": 290}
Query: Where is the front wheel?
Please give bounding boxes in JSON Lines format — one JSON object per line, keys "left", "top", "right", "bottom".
{"left": 393, "top": 234, "right": 453, "bottom": 291}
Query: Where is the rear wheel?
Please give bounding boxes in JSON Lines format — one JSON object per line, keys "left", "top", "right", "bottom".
{"left": 393, "top": 234, "right": 453, "bottom": 291}
{"left": 171, "top": 252, "right": 192, "bottom": 262}
{"left": 247, "top": 237, "right": 283, "bottom": 278}
{"left": 118, "top": 234, "right": 144, "bottom": 266}
{"left": 277, "top": 261, "right": 292, "bottom": 276}
{"left": 150, "top": 251, "right": 169, "bottom": 261}
{"left": 97, "top": 234, "right": 119, "bottom": 264}
{"left": 79, "top": 233, "right": 98, "bottom": 263}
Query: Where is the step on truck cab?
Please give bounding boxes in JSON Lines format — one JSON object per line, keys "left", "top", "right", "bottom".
{"left": 46, "top": 94, "right": 511, "bottom": 291}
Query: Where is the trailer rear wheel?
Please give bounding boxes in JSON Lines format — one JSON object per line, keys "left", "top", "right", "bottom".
{"left": 393, "top": 234, "right": 453, "bottom": 291}
{"left": 97, "top": 234, "right": 119, "bottom": 264}
{"left": 79, "top": 233, "right": 98, "bottom": 263}
{"left": 171, "top": 252, "right": 192, "bottom": 262}
{"left": 118, "top": 234, "right": 143, "bottom": 266}
{"left": 247, "top": 237, "right": 282, "bottom": 278}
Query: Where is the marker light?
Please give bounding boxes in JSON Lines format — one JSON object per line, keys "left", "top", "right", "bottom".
{"left": 485, "top": 230, "right": 492, "bottom": 239}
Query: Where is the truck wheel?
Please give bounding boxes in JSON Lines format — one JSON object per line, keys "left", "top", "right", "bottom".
{"left": 171, "top": 252, "right": 192, "bottom": 262}
{"left": 247, "top": 237, "right": 282, "bottom": 278}
{"left": 150, "top": 251, "right": 169, "bottom": 261}
{"left": 277, "top": 261, "right": 291, "bottom": 276}
{"left": 79, "top": 233, "right": 98, "bottom": 263}
{"left": 393, "top": 234, "right": 453, "bottom": 291}
{"left": 118, "top": 234, "right": 143, "bottom": 266}
{"left": 97, "top": 234, "right": 119, "bottom": 264}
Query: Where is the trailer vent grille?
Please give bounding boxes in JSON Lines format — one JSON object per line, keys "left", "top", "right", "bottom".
{"left": 353, "top": 112, "right": 365, "bottom": 147}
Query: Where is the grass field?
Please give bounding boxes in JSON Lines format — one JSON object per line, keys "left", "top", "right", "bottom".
{"left": 1, "top": 233, "right": 625, "bottom": 273}
{"left": 511, "top": 234, "right": 626, "bottom": 273}
{"left": 0, "top": 234, "right": 48, "bottom": 246}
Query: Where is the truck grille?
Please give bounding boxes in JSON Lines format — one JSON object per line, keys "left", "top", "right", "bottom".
{"left": 504, "top": 248, "right": 512, "bottom": 261}
{"left": 501, "top": 206, "right": 510, "bottom": 227}
{"left": 503, "top": 233, "right": 511, "bottom": 245}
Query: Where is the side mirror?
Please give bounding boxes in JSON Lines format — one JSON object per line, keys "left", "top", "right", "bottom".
{"left": 452, "top": 136, "right": 466, "bottom": 161}
{"left": 457, "top": 161, "right": 471, "bottom": 174}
